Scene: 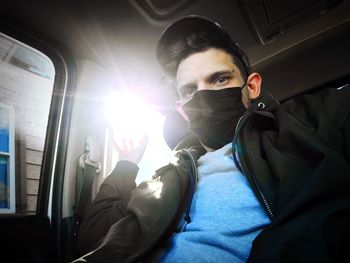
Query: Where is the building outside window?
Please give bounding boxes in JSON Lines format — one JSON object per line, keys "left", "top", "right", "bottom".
{"left": 0, "top": 32, "right": 55, "bottom": 214}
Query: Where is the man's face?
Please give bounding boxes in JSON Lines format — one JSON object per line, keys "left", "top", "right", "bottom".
{"left": 174, "top": 47, "right": 261, "bottom": 151}
{"left": 176, "top": 48, "right": 246, "bottom": 105}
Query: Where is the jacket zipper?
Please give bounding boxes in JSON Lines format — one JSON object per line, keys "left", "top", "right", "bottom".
{"left": 180, "top": 149, "right": 198, "bottom": 225}
{"left": 241, "top": 129, "right": 275, "bottom": 219}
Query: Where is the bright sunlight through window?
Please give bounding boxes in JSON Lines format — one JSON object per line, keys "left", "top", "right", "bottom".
{"left": 104, "top": 91, "right": 174, "bottom": 184}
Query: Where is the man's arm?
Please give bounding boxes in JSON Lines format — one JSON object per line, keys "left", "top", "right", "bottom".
{"left": 77, "top": 130, "right": 148, "bottom": 254}
{"left": 77, "top": 160, "right": 138, "bottom": 254}
{"left": 320, "top": 85, "right": 350, "bottom": 163}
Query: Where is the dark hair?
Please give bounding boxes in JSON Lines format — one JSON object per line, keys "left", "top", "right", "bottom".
{"left": 156, "top": 15, "right": 251, "bottom": 80}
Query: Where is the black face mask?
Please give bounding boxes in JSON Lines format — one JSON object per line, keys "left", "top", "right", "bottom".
{"left": 182, "top": 87, "right": 246, "bottom": 150}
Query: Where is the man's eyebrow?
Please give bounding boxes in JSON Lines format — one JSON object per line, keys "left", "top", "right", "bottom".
{"left": 205, "top": 70, "right": 234, "bottom": 83}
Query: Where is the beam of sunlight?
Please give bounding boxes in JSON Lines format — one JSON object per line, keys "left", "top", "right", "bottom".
{"left": 104, "top": 90, "right": 174, "bottom": 183}
{"left": 104, "top": 90, "right": 151, "bottom": 142}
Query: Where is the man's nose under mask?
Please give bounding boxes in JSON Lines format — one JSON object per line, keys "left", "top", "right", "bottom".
{"left": 182, "top": 87, "right": 246, "bottom": 150}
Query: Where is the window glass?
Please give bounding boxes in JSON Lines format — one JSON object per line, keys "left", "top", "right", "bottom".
{"left": 0, "top": 32, "right": 55, "bottom": 214}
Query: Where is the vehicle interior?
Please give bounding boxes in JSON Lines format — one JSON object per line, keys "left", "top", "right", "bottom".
{"left": 0, "top": 0, "right": 349, "bottom": 262}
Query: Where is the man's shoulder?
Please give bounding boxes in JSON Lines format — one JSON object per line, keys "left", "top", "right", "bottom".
{"left": 280, "top": 85, "right": 350, "bottom": 124}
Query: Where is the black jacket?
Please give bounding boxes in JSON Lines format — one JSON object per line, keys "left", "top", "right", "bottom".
{"left": 76, "top": 86, "right": 350, "bottom": 262}
{"left": 243, "top": 88, "right": 350, "bottom": 262}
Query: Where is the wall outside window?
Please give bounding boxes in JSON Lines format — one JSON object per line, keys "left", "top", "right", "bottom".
{"left": 0, "top": 32, "right": 55, "bottom": 214}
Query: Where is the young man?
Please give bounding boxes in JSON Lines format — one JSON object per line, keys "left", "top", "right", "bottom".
{"left": 74, "top": 16, "right": 350, "bottom": 263}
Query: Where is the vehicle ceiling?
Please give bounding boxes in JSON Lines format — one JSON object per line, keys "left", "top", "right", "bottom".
{"left": 2, "top": 0, "right": 350, "bottom": 120}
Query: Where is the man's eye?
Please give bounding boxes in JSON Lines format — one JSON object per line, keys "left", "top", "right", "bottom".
{"left": 184, "top": 88, "right": 196, "bottom": 97}
{"left": 215, "top": 76, "right": 229, "bottom": 85}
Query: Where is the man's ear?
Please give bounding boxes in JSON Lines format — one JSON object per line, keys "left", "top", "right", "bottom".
{"left": 246, "top": 72, "right": 262, "bottom": 99}
{"left": 176, "top": 100, "right": 189, "bottom": 121}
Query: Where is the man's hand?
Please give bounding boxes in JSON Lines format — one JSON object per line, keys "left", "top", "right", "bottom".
{"left": 113, "top": 133, "right": 148, "bottom": 164}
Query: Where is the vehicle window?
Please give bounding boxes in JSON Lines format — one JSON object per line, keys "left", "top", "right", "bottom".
{"left": 0, "top": 32, "right": 55, "bottom": 214}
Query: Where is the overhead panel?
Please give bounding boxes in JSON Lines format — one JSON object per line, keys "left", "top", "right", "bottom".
{"left": 238, "top": 0, "right": 343, "bottom": 44}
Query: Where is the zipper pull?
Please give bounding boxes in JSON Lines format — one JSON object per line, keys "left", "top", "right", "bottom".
{"left": 184, "top": 210, "right": 191, "bottom": 223}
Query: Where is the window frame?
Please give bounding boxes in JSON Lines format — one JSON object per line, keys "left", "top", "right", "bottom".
{"left": 0, "top": 13, "right": 77, "bottom": 261}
